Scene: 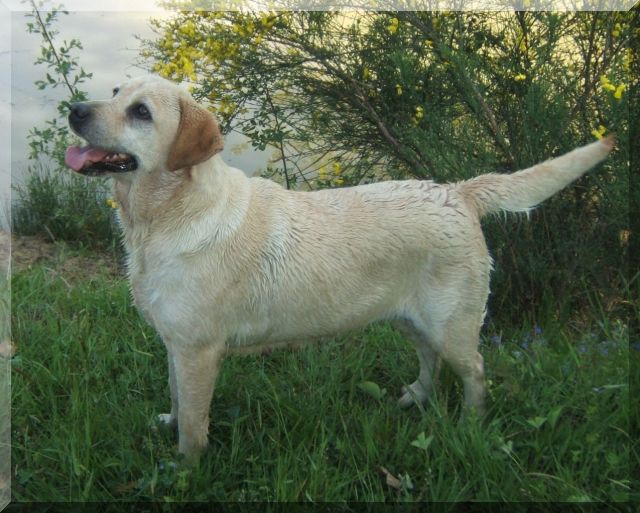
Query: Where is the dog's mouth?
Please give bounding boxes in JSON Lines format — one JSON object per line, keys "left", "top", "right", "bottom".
{"left": 65, "top": 145, "right": 138, "bottom": 176}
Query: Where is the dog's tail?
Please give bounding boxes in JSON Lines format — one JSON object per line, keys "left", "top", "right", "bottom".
{"left": 459, "top": 136, "right": 615, "bottom": 218}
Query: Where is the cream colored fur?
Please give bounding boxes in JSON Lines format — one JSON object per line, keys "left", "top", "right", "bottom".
{"left": 69, "top": 75, "right": 615, "bottom": 462}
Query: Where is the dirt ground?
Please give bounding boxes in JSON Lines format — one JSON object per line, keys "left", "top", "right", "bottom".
{"left": 0, "top": 229, "right": 122, "bottom": 279}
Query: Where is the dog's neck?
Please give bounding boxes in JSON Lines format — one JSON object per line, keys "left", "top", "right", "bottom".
{"left": 112, "top": 155, "right": 251, "bottom": 255}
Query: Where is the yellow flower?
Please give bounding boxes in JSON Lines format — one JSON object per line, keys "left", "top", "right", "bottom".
{"left": 591, "top": 125, "right": 607, "bottom": 140}
{"left": 334, "top": 178, "right": 344, "bottom": 186}
{"left": 362, "top": 67, "right": 371, "bottom": 80}
{"left": 387, "top": 17, "right": 399, "bottom": 34}
{"left": 614, "top": 84, "right": 625, "bottom": 99}
{"left": 332, "top": 162, "right": 342, "bottom": 175}
{"left": 106, "top": 198, "right": 118, "bottom": 209}
{"left": 514, "top": 73, "right": 526, "bottom": 81}
{"left": 415, "top": 105, "right": 424, "bottom": 120}
{"left": 612, "top": 23, "right": 621, "bottom": 37}
{"left": 181, "top": 20, "right": 196, "bottom": 38}
{"left": 396, "top": 84, "right": 403, "bottom": 95}
{"left": 318, "top": 166, "right": 328, "bottom": 180}
{"left": 599, "top": 75, "right": 616, "bottom": 92}
{"left": 260, "top": 13, "right": 276, "bottom": 29}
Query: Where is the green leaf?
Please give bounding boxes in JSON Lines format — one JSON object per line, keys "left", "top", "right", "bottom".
{"left": 410, "top": 431, "right": 434, "bottom": 451}
{"left": 527, "top": 416, "right": 547, "bottom": 429}
{"left": 547, "top": 406, "right": 562, "bottom": 428}
{"left": 357, "top": 380, "right": 386, "bottom": 401}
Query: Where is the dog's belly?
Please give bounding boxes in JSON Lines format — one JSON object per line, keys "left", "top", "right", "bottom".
{"left": 133, "top": 252, "right": 416, "bottom": 350}
{"left": 226, "top": 296, "right": 397, "bottom": 350}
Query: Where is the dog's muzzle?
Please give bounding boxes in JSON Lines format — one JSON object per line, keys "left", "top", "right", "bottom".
{"left": 66, "top": 103, "right": 138, "bottom": 176}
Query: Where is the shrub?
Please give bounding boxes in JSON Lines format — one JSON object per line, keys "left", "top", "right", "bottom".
{"left": 12, "top": 164, "right": 118, "bottom": 249}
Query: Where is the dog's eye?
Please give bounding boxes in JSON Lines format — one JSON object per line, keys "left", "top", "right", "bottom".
{"left": 131, "top": 103, "right": 152, "bottom": 121}
{"left": 112, "top": 87, "right": 119, "bottom": 97}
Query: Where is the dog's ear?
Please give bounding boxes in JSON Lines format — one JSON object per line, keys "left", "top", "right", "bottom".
{"left": 167, "top": 97, "right": 224, "bottom": 171}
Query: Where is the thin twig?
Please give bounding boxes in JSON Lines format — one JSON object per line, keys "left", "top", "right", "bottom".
{"left": 30, "top": 1, "right": 77, "bottom": 98}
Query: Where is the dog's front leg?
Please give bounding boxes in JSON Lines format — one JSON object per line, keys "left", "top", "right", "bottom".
{"left": 169, "top": 342, "right": 225, "bottom": 464}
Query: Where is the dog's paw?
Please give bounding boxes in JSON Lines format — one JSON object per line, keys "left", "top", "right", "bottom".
{"left": 157, "top": 413, "right": 178, "bottom": 428}
{"left": 398, "top": 382, "right": 429, "bottom": 409}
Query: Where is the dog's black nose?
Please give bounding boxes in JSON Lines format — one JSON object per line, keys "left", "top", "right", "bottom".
{"left": 69, "top": 102, "right": 92, "bottom": 130}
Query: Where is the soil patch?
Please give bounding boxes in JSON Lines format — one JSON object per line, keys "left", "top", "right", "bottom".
{"left": 3, "top": 230, "right": 123, "bottom": 279}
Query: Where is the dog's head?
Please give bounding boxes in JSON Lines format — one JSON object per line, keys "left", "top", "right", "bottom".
{"left": 65, "top": 75, "right": 224, "bottom": 177}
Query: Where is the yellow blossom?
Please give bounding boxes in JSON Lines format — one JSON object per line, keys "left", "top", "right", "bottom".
{"left": 362, "top": 67, "right": 371, "bottom": 80}
{"left": 332, "top": 162, "right": 342, "bottom": 175}
{"left": 612, "top": 23, "right": 621, "bottom": 37}
{"left": 591, "top": 125, "right": 607, "bottom": 140}
{"left": 415, "top": 105, "right": 424, "bottom": 119}
{"left": 600, "top": 75, "right": 616, "bottom": 92}
{"left": 396, "top": 84, "right": 403, "bottom": 95}
{"left": 334, "top": 178, "right": 344, "bottom": 186}
{"left": 514, "top": 73, "right": 526, "bottom": 81}
{"left": 181, "top": 20, "right": 196, "bottom": 38}
{"left": 614, "top": 84, "right": 625, "bottom": 99}
{"left": 106, "top": 198, "right": 118, "bottom": 209}
{"left": 387, "top": 17, "right": 399, "bottom": 34}
{"left": 260, "top": 12, "right": 275, "bottom": 29}
{"left": 318, "top": 166, "right": 328, "bottom": 180}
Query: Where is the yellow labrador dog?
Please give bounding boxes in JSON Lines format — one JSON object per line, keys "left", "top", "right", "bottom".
{"left": 65, "top": 75, "right": 614, "bottom": 462}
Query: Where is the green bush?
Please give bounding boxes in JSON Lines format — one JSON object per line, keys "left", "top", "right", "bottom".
{"left": 12, "top": 165, "right": 118, "bottom": 249}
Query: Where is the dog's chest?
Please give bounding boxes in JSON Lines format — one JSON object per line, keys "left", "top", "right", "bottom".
{"left": 127, "top": 245, "right": 210, "bottom": 340}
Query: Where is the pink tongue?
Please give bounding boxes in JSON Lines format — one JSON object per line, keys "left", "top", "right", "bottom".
{"left": 65, "top": 145, "right": 110, "bottom": 172}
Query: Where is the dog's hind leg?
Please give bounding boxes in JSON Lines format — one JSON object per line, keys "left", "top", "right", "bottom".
{"left": 403, "top": 261, "right": 490, "bottom": 415}
{"left": 411, "top": 300, "right": 487, "bottom": 415}
{"left": 394, "top": 319, "right": 440, "bottom": 408}
{"left": 403, "top": 312, "right": 486, "bottom": 415}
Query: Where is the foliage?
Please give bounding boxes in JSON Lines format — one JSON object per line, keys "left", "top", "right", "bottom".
{"left": 24, "top": 1, "right": 92, "bottom": 167}
{"left": 142, "top": 8, "right": 632, "bottom": 322}
{"left": 12, "top": 165, "right": 118, "bottom": 249}
{"left": 13, "top": 1, "right": 117, "bottom": 248}
{"left": 10, "top": 259, "right": 636, "bottom": 501}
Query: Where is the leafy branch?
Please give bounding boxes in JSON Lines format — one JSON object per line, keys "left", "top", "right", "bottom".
{"left": 25, "top": 0, "right": 92, "bottom": 166}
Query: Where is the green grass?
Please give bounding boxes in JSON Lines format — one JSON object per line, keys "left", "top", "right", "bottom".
{"left": 10, "top": 248, "right": 636, "bottom": 502}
